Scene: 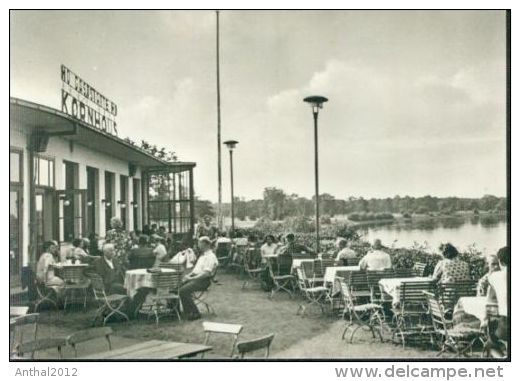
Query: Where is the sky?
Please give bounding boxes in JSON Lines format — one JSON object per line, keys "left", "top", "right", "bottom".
{"left": 10, "top": 10, "right": 507, "bottom": 202}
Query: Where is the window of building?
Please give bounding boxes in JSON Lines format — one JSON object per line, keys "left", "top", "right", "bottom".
{"left": 120, "top": 175, "right": 128, "bottom": 229}
{"left": 34, "top": 156, "right": 55, "bottom": 187}
{"left": 10, "top": 150, "right": 22, "bottom": 184}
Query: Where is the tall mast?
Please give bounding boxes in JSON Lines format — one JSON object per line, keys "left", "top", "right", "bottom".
{"left": 216, "top": 10, "right": 223, "bottom": 230}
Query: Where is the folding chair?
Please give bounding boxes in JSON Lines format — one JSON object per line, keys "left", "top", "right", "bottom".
{"left": 424, "top": 291, "right": 484, "bottom": 357}
{"left": 413, "top": 262, "right": 428, "bottom": 277}
{"left": 481, "top": 304, "right": 508, "bottom": 359}
{"left": 17, "top": 338, "right": 67, "bottom": 360}
{"left": 34, "top": 281, "right": 59, "bottom": 311}
{"left": 438, "top": 281, "right": 477, "bottom": 316}
{"left": 267, "top": 257, "right": 295, "bottom": 299}
{"left": 216, "top": 241, "right": 233, "bottom": 269}
{"left": 88, "top": 273, "right": 130, "bottom": 326}
{"left": 367, "top": 269, "right": 395, "bottom": 305}
{"left": 301, "top": 260, "right": 323, "bottom": 286}
{"left": 392, "top": 281, "right": 435, "bottom": 347}
{"left": 235, "top": 333, "right": 275, "bottom": 359}
{"left": 193, "top": 269, "right": 218, "bottom": 315}
{"left": 296, "top": 268, "right": 330, "bottom": 316}
{"left": 347, "top": 271, "right": 371, "bottom": 300}
{"left": 320, "top": 257, "right": 335, "bottom": 274}
{"left": 337, "top": 277, "right": 384, "bottom": 344}
{"left": 61, "top": 266, "right": 91, "bottom": 311}
{"left": 66, "top": 327, "right": 113, "bottom": 357}
{"left": 202, "top": 321, "right": 243, "bottom": 358}
{"left": 10, "top": 313, "right": 39, "bottom": 356}
{"left": 343, "top": 257, "right": 360, "bottom": 266}
{"left": 242, "top": 248, "right": 265, "bottom": 289}
{"left": 159, "top": 262, "right": 185, "bottom": 273}
{"left": 139, "top": 271, "right": 183, "bottom": 325}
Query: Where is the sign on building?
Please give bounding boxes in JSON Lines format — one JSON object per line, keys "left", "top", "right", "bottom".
{"left": 60, "top": 64, "right": 118, "bottom": 136}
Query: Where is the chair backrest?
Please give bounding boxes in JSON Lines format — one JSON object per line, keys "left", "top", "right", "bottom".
{"left": 60, "top": 266, "right": 86, "bottom": 283}
{"left": 216, "top": 241, "right": 232, "bottom": 258}
{"left": 152, "top": 271, "right": 183, "bottom": 293}
{"left": 301, "top": 261, "right": 315, "bottom": 279}
{"left": 86, "top": 273, "right": 107, "bottom": 300}
{"left": 313, "top": 259, "right": 324, "bottom": 277}
{"left": 277, "top": 255, "right": 293, "bottom": 276}
{"left": 67, "top": 327, "right": 113, "bottom": 357}
{"left": 159, "top": 262, "right": 185, "bottom": 273}
{"left": 320, "top": 257, "right": 335, "bottom": 273}
{"left": 236, "top": 333, "right": 275, "bottom": 359}
{"left": 244, "top": 248, "right": 261, "bottom": 271}
{"left": 296, "top": 268, "right": 310, "bottom": 290}
{"left": 399, "top": 281, "right": 434, "bottom": 311}
{"left": 343, "top": 257, "right": 360, "bottom": 267}
{"left": 17, "top": 338, "right": 67, "bottom": 360}
{"left": 438, "top": 280, "right": 477, "bottom": 311}
{"left": 347, "top": 271, "right": 369, "bottom": 294}
{"left": 336, "top": 277, "right": 354, "bottom": 308}
{"left": 11, "top": 313, "right": 39, "bottom": 351}
{"left": 394, "top": 268, "right": 414, "bottom": 278}
{"left": 413, "top": 262, "right": 428, "bottom": 277}
{"left": 423, "top": 291, "right": 449, "bottom": 335}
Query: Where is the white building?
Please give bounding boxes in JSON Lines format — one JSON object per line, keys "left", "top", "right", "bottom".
{"left": 10, "top": 97, "right": 196, "bottom": 289}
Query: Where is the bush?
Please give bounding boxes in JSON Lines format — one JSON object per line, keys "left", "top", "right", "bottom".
{"left": 320, "top": 215, "right": 332, "bottom": 225}
{"left": 283, "top": 216, "right": 315, "bottom": 233}
{"left": 402, "top": 212, "right": 412, "bottom": 219}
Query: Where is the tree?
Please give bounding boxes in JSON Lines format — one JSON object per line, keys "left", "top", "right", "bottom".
{"left": 194, "top": 198, "right": 215, "bottom": 220}
{"left": 263, "top": 187, "right": 287, "bottom": 220}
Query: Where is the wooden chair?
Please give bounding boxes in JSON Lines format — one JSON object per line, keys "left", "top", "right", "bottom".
{"left": 216, "top": 241, "right": 233, "bottom": 268}
{"left": 313, "top": 259, "right": 325, "bottom": 278}
{"left": 393, "top": 268, "right": 414, "bottom": 278}
{"left": 193, "top": 269, "right": 218, "bottom": 316}
{"left": 17, "top": 338, "right": 67, "bottom": 360}
{"left": 343, "top": 257, "right": 360, "bottom": 267}
{"left": 296, "top": 268, "right": 330, "bottom": 316}
{"left": 347, "top": 271, "right": 371, "bottom": 299}
{"left": 367, "top": 269, "right": 395, "bottom": 305}
{"left": 34, "top": 281, "right": 58, "bottom": 311}
{"left": 87, "top": 273, "right": 129, "bottom": 326}
{"left": 320, "top": 257, "right": 335, "bottom": 274}
{"left": 392, "top": 281, "right": 435, "bottom": 347}
{"left": 481, "top": 304, "right": 508, "bottom": 359}
{"left": 242, "top": 248, "right": 265, "bottom": 289}
{"left": 413, "top": 262, "right": 428, "bottom": 277}
{"left": 424, "top": 291, "right": 484, "bottom": 357}
{"left": 267, "top": 257, "right": 295, "bottom": 299}
{"left": 336, "top": 277, "right": 384, "bottom": 344}
{"left": 159, "top": 262, "right": 185, "bottom": 273}
{"left": 438, "top": 281, "right": 477, "bottom": 316}
{"left": 66, "top": 327, "right": 113, "bottom": 357}
{"left": 235, "top": 333, "right": 275, "bottom": 359}
{"left": 139, "top": 271, "right": 182, "bottom": 325}
{"left": 10, "top": 313, "right": 39, "bottom": 355}
{"left": 301, "top": 260, "right": 323, "bottom": 286}
{"left": 62, "top": 266, "right": 91, "bottom": 311}
{"left": 202, "top": 321, "right": 243, "bottom": 358}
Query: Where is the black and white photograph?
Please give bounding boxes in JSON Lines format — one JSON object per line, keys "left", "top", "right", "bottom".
{"left": 8, "top": 8, "right": 510, "bottom": 364}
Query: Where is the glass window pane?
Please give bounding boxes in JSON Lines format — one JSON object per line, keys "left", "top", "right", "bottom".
{"left": 10, "top": 152, "right": 20, "bottom": 183}
{"left": 39, "top": 158, "right": 49, "bottom": 186}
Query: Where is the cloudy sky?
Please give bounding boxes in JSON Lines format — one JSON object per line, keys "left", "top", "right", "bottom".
{"left": 10, "top": 10, "right": 507, "bottom": 201}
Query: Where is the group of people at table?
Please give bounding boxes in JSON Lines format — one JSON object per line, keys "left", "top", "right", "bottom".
{"left": 35, "top": 216, "right": 508, "bottom": 353}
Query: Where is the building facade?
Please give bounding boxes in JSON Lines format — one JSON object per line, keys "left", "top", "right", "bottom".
{"left": 10, "top": 97, "right": 196, "bottom": 289}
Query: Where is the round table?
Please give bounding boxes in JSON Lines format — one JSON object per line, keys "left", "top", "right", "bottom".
{"left": 124, "top": 268, "right": 177, "bottom": 298}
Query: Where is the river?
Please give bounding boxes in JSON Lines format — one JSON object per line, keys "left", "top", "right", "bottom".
{"left": 359, "top": 214, "right": 508, "bottom": 255}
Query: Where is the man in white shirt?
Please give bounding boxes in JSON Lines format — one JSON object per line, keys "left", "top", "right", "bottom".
{"left": 359, "top": 239, "right": 392, "bottom": 271}
{"left": 484, "top": 246, "right": 509, "bottom": 357}
{"left": 179, "top": 236, "right": 219, "bottom": 320}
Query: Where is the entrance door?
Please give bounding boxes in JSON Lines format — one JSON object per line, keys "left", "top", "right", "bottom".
{"left": 9, "top": 188, "right": 22, "bottom": 286}
{"left": 35, "top": 188, "right": 56, "bottom": 254}
{"left": 55, "top": 189, "right": 88, "bottom": 242}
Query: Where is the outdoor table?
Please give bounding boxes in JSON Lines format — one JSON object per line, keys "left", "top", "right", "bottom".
{"left": 324, "top": 266, "right": 360, "bottom": 293}
{"left": 378, "top": 277, "right": 433, "bottom": 304}
{"left": 10, "top": 306, "right": 29, "bottom": 317}
{"left": 291, "top": 258, "right": 314, "bottom": 272}
{"left": 80, "top": 340, "right": 212, "bottom": 359}
{"left": 124, "top": 268, "right": 177, "bottom": 298}
{"left": 452, "top": 296, "right": 492, "bottom": 324}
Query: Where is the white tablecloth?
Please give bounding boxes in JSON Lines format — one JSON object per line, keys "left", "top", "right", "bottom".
{"left": 124, "top": 269, "right": 176, "bottom": 298}
{"left": 378, "top": 277, "right": 432, "bottom": 304}
{"left": 323, "top": 266, "right": 360, "bottom": 285}
{"left": 291, "top": 259, "right": 315, "bottom": 272}
{"left": 453, "top": 296, "right": 490, "bottom": 323}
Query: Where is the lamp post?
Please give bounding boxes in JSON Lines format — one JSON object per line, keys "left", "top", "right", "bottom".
{"left": 303, "top": 95, "right": 328, "bottom": 254}
{"left": 223, "top": 140, "right": 239, "bottom": 235}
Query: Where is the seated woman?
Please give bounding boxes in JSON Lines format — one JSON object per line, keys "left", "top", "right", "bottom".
{"left": 431, "top": 243, "right": 470, "bottom": 284}
{"left": 260, "top": 235, "right": 278, "bottom": 263}
{"left": 478, "top": 254, "right": 500, "bottom": 296}
{"left": 152, "top": 235, "right": 169, "bottom": 267}
{"left": 128, "top": 235, "right": 155, "bottom": 269}
{"left": 334, "top": 237, "right": 357, "bottom": 265}
{"left": 36, "top": 241, "right": 65, "bottom": 295}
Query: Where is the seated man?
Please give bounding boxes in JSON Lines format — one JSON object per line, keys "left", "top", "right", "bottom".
{"left": 179, "top": 236, "right": 218, "bottom": 320}
{"left": 93, "top": 243, "right": 126, "bottom": 295}
{"left": 359, "top": 239, "right": 392, "bottom": 271}
{"left": 36, "top": 240, "right": 64, "bottom": 295}
{"left": 277, "top": 233, "right": 316, "bottom": 274}
{"left": 334, "top": 238, "right": 357, "bottom": 264}
{"left": 483, "top": 246, "right": 509, "bottom": 357}
{"left": 128, "top": 235, "right": 155, "bottom": 269}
